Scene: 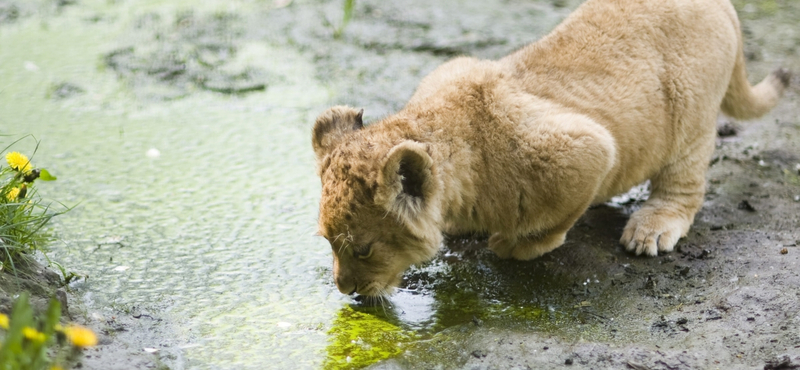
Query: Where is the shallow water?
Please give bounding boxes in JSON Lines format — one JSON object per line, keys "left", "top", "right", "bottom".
{"left": 5, "top": 0, "right": 796, "bottom": 369}
{"left": 2, "top": 1, "right": 339, "bottom": 368}
{"left": 0, "top": 1, "right": 591, "bottom": 368}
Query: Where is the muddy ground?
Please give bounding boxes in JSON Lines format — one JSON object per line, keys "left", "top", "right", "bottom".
{"left": 2, "top": 0, "right": 800, "bottom": 369}
{"left": 296, "top": 0, "right": 800, "bottom": 369}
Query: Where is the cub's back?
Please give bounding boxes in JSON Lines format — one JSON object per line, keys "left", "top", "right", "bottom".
{"left": 500, "top": 0, "right": 742, "bottom": 197}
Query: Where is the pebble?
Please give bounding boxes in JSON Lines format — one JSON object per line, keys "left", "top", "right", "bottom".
{"left": 780, "top": 248, "right": 788, "bottom": 255}
{"left": 471, "top": 350, "right": 487, "bottom": 358}
{"left": 737, "top": 200, "right": 756, "bottom": 212}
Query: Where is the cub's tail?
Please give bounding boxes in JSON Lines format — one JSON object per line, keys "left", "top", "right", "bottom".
{"left": 720, "top": 41, "right": 791, "bottom": 120}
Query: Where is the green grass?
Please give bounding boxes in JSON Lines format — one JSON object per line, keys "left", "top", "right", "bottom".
{"left": 0, "top": 136, "right": 67, "bottom": 274}
{"left": 333, "top": 0, "right": 355, "bottom": 38}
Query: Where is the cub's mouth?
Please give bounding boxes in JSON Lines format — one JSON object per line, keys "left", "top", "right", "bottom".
{"left": 351, "top": 276, "right": 403, "bottom": 298}
{"left": 353, "top": 294, "right": 391, "bottom": 307}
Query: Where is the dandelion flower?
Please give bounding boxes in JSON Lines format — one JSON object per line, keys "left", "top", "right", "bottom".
{"left": 64, "top": 325, "right": 97, "bottom": 347}
{"left": 5, "top": 187, "right": 20, "bottom": 201}
{"left": 5, "top": 152, "right": 33, "bottom": 174}
{"left": 0, "top": 313, "right": 8, "bottom": 329}
{"left": 22, "top": 326, "right": 46, "bottom": 342}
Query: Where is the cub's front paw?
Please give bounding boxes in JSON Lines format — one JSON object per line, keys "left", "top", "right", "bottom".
{"left": 621, "top": 209, "right": 690, "bottom": 256}
{"left": 489, "top": 231, "right": 566, "bottom": 260}
{"left": 488, "top": 232, "right": 516, "bottom": 259}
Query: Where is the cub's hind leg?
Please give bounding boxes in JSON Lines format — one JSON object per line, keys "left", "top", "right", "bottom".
{"left": 621, "top": 135, "right": 715, "bottom": 256}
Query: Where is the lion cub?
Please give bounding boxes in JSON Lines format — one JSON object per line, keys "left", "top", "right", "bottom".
{"left": 312, "top": 0, "right": 790, "bottom": 296}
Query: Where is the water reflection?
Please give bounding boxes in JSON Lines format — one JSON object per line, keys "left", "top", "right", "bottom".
{"left": 325, "top": 210, "right": 632, "bottom": 369}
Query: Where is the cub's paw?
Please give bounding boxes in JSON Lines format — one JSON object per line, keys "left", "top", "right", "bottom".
{"left": 488, "top": 232, "right": 516, "bottom": 259}
{"left": 489, "top": 232, "right": 566, "bottom": 261}
{"left": 620, "top": 209, "right": 689, "bottom": 256}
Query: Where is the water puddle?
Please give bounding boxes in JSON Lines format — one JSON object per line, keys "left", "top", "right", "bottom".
{"left": 0, "top": 0, "right": 632, "bottom": 369}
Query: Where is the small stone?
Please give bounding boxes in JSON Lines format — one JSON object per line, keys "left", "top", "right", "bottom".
{"left": 717, "top": 121, "right": 738, "bottom": 137}
{"left": 471, "top": 350, "right": 487, "bottom": 358}
{"left": 565, "top": 358, "right": 574, "bottom": 365}
{"left": 49, "top": 82, "right": 85, "bottom": 99}
{"left": 23, "top": 61, "right": 39, "bottom": 71}
{"left": 737, "top": 200, "right": 756, "bottom": 212}
{"left": 780, "top": 248, "right": 788, "bottom": 255}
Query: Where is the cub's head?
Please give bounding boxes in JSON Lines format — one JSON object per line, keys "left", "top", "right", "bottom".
{"left": 312, "top": 106, "right": 443, "bottom": 297}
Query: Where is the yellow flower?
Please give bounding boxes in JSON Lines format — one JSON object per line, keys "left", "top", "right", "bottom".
{"left": 22, "top": 326, "right": 46, "bottom": 342}
{"left": 64, "top": 325, "right": 97, "bottom": 347}
{"left": 0, "top": 313, "right": 8, "bottom": 329}
{"left": 6, "top": 187, "right": 20, "bottom": 201}
{"left": 5, "top": 152, "right": 33, "bottom": 174}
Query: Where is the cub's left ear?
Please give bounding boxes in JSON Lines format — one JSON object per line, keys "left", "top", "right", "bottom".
{"left": 375, "top": 141, "right": 437, "bottom": 217}
{"left": 311, "top": 106, "right": 364, "bottom": 162}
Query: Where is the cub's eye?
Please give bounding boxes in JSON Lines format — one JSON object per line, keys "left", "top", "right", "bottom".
{"left": 352, "top": 244, "right": 373, "bottom": 259}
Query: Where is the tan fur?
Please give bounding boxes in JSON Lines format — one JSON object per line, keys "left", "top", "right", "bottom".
{"left": 312, "top": 0, "right": 790, "bottom": 296}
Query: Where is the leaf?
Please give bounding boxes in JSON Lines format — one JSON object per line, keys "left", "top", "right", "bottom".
{"left": 334, "top": 0, "right": 355, "bottom": 38}
{"left": 38, "top": 169, "right": 57, "bottom": 181}
{"left": 343, "top": 0, "right": 354, "bottom": 25}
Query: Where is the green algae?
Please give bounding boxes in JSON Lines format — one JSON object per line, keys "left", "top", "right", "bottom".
{"left": 320, "top": 251, "right": 625, "bottom": 368}
{"left": 324, "top": 306, "right": 419, "bottom": 370}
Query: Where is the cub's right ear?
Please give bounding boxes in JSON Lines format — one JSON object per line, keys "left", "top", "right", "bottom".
{"left": 312, "top": 106, "right": 364, "bottom": 162}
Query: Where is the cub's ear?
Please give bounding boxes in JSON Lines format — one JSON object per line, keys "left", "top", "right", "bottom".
{"left": 312, "top": 106, "right": 364, "bottom": 162}
{"left": 375, "top": 141, "right": 437, "bottom": 219}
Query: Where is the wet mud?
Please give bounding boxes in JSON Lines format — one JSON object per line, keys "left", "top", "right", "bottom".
{"left": 2, "top": 0, "right": 799, "bottom": 369}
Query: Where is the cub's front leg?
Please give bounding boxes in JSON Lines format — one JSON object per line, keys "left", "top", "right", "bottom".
{"left": 487, "top": 112, "right": 617, "bottom": 260}
{"left": 489, "top": 223, "right": 568, "bottom": 260}
{"left": 620, "top": 136, "right": 715, "bottom": 256}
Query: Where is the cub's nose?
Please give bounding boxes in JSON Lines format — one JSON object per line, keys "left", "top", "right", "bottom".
{"left": 335, "top": 276, "right": 356, "bottom": 295}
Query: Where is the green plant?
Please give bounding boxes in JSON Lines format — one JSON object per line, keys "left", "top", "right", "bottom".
{"left": 333, "top": 0, "right": 355, "bottom": 38}
{"left": 0, "top": 138, "right": 63, "bottom": 271}
{"left": 0, "top": 293, "right": 97, "bottom": 370}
